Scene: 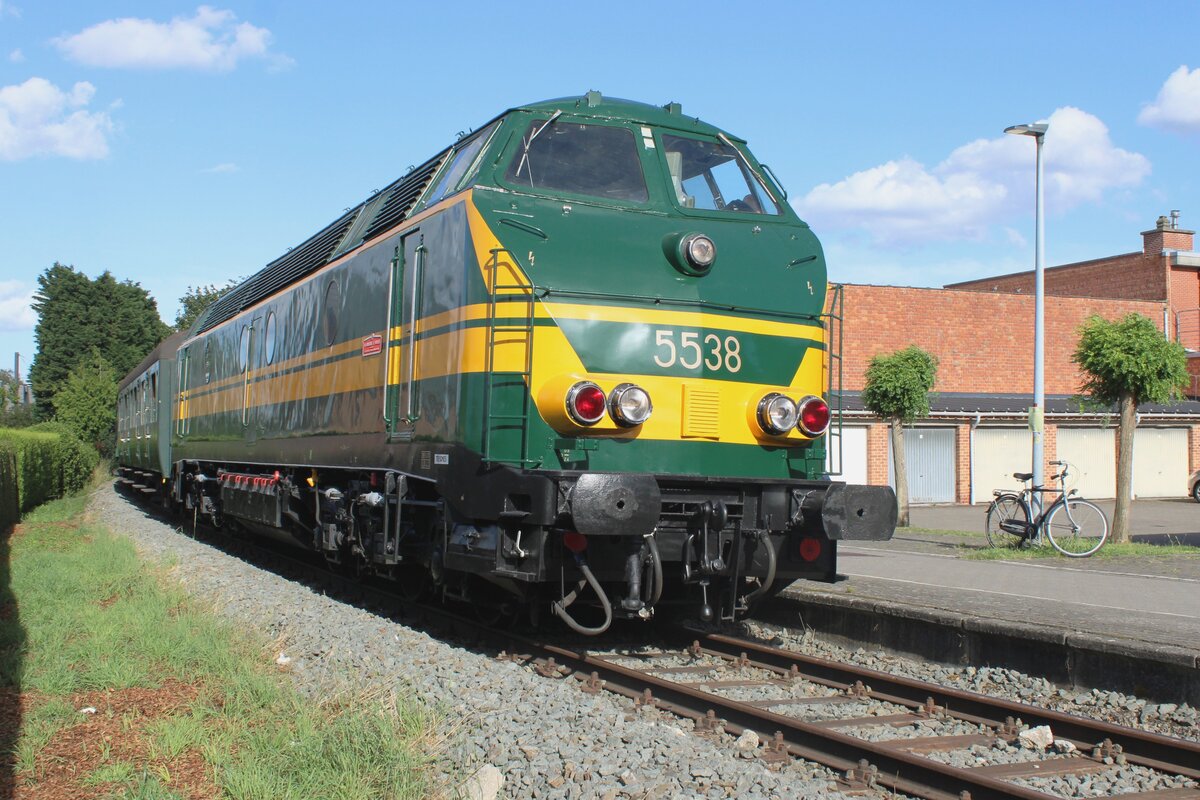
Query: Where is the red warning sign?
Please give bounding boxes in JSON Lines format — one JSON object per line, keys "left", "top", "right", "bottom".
{"left": 361, "top": 333, "right": 384, "bottom": 357}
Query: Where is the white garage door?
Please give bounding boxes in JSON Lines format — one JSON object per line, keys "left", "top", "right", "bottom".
{"left": 826, "top": 425, "right": 868, "bottom": 486}
{"left": 1057, "top": 428, "right": 1116, "bottom": 499}
{"left": 971, "top": 428, "right": 1032, "bottom": 503}
{"left": 1133, "top": 428, "right": 1188, "bottom": 498}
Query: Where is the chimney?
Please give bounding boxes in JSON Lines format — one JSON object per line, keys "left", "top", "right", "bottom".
{"left": 1143, "top": 212, "right": 1195, "bottom": 254}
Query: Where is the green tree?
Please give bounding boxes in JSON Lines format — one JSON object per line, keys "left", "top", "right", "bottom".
{"left": 175, "top": 282, "right": 236, "bottom": 332}
{"left": 861, "top": 346, "right": 938, "bottom": 527}
{"left": 29, "top": 263, "right": 169, "bottom": 419}
{"left": 52, "top": 350, "right": 118, "bottom": 457}
{"left": 1073, "top": 313, "right": 1188, "bottom": 543}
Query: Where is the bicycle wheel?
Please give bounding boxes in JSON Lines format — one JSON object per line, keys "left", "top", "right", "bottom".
{"left": 1044, "top": 498, "right": 1108, "bottom": 557}
{"left": 985, "top": 494, "right": 1029, "bottom": 548}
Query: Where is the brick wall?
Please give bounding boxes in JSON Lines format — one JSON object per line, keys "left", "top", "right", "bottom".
{"left": 840, "top": 284, "right": 1166, "bottom": 395}
{"left": 867, "top": 423, "right": 890, "bottom": 486}
{"left": 1170, "top": 268, "right": 1200, "bottom": 349}
{"left": 955, "top": 424, "right": 970, "bottom": 503}
{"left": 946, "top": 252, "right": 1169, "bottom": 303}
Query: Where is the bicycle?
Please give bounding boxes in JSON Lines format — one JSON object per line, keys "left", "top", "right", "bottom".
{"left": 984, "top": 460, "right": 1109, "bottom": 557}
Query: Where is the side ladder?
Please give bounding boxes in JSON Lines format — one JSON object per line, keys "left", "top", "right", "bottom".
{"left": 822, "top": 283, "right": 845, "bottom": 476}
{"left": 483, "top": 248, "right": 537, "bottom": 466}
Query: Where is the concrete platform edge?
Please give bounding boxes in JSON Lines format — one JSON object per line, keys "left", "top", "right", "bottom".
{"left": 770, "top": 590, "right": 1200, "bottom": 706}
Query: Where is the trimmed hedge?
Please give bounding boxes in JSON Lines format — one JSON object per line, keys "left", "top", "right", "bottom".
{"left": 0, "top": 427, "right": 97, "bottom": 524}
{"left": 0, "top": 440, "right": 16, "bottom": 531}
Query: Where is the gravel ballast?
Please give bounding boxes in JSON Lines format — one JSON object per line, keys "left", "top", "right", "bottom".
{"left": 91, "top": 485, "right": 1198, "bottom": 798}
{"left": 91, "top": 487, "right": 853, "bottom": 800}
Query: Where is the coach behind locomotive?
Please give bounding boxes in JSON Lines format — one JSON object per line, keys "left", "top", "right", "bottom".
{"left": 116, "top": 92, "right": 896, "bottom": 634}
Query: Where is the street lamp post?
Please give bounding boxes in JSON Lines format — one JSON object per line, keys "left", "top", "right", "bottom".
{"left": 1005, "top": 122, "right": 1048, "bottom": 515}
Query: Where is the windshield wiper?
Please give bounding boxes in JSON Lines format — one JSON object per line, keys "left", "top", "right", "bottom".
{"left": 515, "top": 110, "right": 562, "bottom": 184}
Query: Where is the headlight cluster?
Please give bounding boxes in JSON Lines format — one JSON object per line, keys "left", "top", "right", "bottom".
{"left": 567, "top": 381, "right": 653, "bottom": 427}
{"left": 757, "top": 393, "right": 830, "bottom": 437}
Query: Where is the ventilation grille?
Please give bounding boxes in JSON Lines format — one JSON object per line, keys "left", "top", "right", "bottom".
{"left": 361, "top": 151, "right": 447, "bottom": 242}
{"left": 194, "top": 147, "right": 451, "bottom": 336}
{"left": 681, "top": 385, "right": 720, "bottom": 440}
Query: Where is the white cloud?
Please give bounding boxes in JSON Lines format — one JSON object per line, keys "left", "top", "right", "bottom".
{"left": 0, "top": 1, "right": 19, "bottom": 20}
{"left": 54, "top": 5, "right": 290, "bottom": 72}
{"left": 8, "top": 48, "right": 22, "bottom": 62}
{"left": 202, "top": 162, "right": 238, "bottom": 173}
{"left": 0, "top": 77, "right": 115, "bottom": 160}
{"left": 1139, "top": 65, "right": 1200, "bottom": 134}
{"left": 0, "top": 281, "right": 36, "bottom": 331}
{"left": 796, "top": 107, "right": 1150, "bottom": 246}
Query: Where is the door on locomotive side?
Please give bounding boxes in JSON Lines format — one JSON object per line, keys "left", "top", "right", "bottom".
{"left": 385, "top": 230, "right": 424, "bottom": 441}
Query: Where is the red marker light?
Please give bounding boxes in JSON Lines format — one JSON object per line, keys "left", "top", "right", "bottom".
{"left": 567, "top": 382, "right": 606, "bottom": 425}
{"left": 563, "top": 531, "right": 588, "bottom": 553}
{"left": 798, "top": 538, "right": 822, "bottom": 562}
{"left": 797, "top": 396, "right": 831, "bottom": 436}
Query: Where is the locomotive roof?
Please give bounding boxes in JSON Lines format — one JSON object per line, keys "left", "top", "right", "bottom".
{"left": 118, "top": 328, "right": 189, "bottom": 391}
{"left": 190, "top": 93, "right": 739, "bottom": 338}
{"left": 513, "top": 92, "right": 738, "bottom": 140}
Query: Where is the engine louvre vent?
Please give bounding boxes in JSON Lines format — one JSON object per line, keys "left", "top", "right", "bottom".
{"left": 681, "top": 384, "right": 720, "bottom": 440}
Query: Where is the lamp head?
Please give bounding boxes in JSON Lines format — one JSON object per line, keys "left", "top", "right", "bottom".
{"left": 1004, "top": 123, "right": 1048, "bottom": 139}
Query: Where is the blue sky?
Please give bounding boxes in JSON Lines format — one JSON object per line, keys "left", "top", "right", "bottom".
{"left": 2, "top": 1, "right": 1199, "bottom": 379}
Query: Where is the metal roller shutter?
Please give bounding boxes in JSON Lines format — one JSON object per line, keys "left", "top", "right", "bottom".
{"left": 889, "top": 427, "right": 955, "bottom": 504}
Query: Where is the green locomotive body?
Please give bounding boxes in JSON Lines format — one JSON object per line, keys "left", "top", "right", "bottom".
{"left": 116, "top": 93, "right": 896, "bottom": 631}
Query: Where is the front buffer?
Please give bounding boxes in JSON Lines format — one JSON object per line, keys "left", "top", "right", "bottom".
{"left": 546, "top": 471, "right": 897, "bottom": 633}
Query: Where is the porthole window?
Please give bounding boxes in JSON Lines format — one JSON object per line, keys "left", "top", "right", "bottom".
{"left": 323, "top": 280, "right": 341, "bottom": 347}
{"left": 239, "top": 325, "right": 250, "bottom": 372}
{"left": 265, "top": 311, "right": 277, "bottom": 365}
{"left": 204, "top": 341, "right": 212, "bottom": 384}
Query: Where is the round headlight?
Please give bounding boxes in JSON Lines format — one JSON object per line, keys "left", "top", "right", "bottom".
{"left": 683, "top": 234, "right": 716, "bottom": 270}
{"left": 608, "top": 383, "right": 653, "bottom": 427}
{"left": 566, "top": 381, "right": 606, "bottom": 425}
{"left": 797, "top": 395, "right": 831, "bottom": 436}
{"left": 757, "top": 393, "right": 798, "bottom": 436}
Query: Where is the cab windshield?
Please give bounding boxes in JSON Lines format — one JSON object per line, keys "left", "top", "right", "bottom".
{"left": 505, "top": 119, "right": 648, "bottom": 202}
{"left": 662, "top": 134, "right": 779, "bottom": 215}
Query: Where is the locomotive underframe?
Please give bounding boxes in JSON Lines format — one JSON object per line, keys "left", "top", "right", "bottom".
{"left": 128, "top": 455, "right": 896, "bottom": 632}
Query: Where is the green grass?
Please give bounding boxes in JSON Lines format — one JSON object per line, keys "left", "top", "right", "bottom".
{"left": 903, "top": 526, "right": 982, "bottom": 538}
{"left": 966, "top": 540, "right": 1200, "bottom": 560}
{"left": 1, "top": 483, "right": 442, "bottom": 798}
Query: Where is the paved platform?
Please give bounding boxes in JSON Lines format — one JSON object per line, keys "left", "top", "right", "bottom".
{"left": 772, "top": 500, "right": 1200, "bottom": 704}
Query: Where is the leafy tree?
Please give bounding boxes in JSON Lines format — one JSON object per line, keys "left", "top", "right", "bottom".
{"left": 29, "top": 263, "right": 169, "bottom": 419}
{"left": 52, "top": 350, "right": 118, "bottom": 457}
{"left": 861, "top": 346, "right": 938, "bottom": 527}
{"left": 175, "top": 282, "right": 236, "bottom": 332}
{"left": 1074, "top": 313, "right": 1188, "bottom": 543}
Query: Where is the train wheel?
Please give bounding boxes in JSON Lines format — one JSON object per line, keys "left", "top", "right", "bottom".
{"left": 471, "top": 578, "right": 519, "bottom": 628}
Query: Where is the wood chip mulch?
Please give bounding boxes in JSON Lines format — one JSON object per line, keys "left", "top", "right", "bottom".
{"left": 3, "top": 680, "right": 223, "bottom": 800}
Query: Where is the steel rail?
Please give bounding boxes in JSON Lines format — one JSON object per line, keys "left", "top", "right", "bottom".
{"left": 698, "top": 632, "right": 1200, "bottom": 782}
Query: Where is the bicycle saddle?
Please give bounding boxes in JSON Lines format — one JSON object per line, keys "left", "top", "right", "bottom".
{"left": 1013, "top": 472, "right": 1034, "bottom": 481}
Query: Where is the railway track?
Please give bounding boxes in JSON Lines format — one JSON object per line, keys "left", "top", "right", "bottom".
{"left": 500, "top": 634, "right": 1200, "bottom": 800}
{"left": 120, "top": 484, "right": 1200, "bottom": 800}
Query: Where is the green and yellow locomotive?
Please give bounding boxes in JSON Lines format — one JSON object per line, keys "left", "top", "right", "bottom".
{"left": 116, "top": 92, "right": 896, "bottom": 633}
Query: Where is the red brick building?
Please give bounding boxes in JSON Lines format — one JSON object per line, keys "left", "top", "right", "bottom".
{"left": 834, "top": 213, "right": 1200, "bottom": 504}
